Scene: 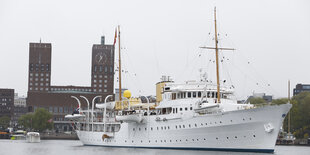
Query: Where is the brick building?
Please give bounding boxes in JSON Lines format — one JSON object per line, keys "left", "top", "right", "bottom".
{"left": 0, "top": 89, "right": 14, "bottom": 118}
{"left": 26, "top": 36, "right": 115, "bottom": 132}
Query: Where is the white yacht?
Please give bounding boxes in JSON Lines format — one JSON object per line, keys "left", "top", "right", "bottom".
{"left": 65, "top": 8, "right": 291, "bottom": 153}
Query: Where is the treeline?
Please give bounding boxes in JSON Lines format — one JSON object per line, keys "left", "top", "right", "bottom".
{"left": 18, "top": 108, "right": 53, "bottom": 132}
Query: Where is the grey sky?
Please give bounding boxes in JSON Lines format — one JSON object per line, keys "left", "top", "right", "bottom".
{"left": 0, "top": 0, "right": 309, "bottom": 99}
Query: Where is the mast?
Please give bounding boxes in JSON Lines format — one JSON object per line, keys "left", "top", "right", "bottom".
{"left": 118, "top": 25, "right": 122, "bottom": 101}
{"left": 288, "top": 80, "right": 291, "bottom": 133}
{"left": 200, "top": 7, "right": 235, "bottom": 104}
{"left": 214, "top": 7, "right": 221, "bottom": 103}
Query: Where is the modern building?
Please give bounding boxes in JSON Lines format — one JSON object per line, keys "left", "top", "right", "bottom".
{"left": 0, "top": 89, "right": 14, "bottom": 118}
{"left": 293, "top": 84, "right": 310, "bottom": 96}
{"left": 12, "top": 94, "right": 27, "bottom": 128}
{"left": 26, "top": 36, "right": 115, "bottom": 132}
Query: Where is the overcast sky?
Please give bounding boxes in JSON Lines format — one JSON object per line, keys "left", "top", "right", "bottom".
{"left": 0, "top": 0, "right": 309, "bottom": 99}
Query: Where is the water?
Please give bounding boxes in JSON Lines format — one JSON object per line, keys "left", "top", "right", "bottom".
{"left": 0, "top": 140, "right": 309, "bottom": 155}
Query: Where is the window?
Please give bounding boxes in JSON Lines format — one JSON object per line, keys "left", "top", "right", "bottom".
{"left": 35, "top": 63, "right": 39, "bottom": 71}
{"left": 46, "top": 64, "right": 50, "bottom": 71}
{"left": 29, "top": 83, "right": 32, "bottom": 86}
{"left": 54, "top": 107, "right": 58, "bottom": 113}
{"left": 193, "top": 92, "right": 196, "bottom": 98}
{"left": 49, "top": 107, "right": 53, "bottom": 113}
{"left": 46, "top": 83, "right": 49, "bottom": 86}
{"left": 59, "top": 107, "right": 63, "bottom": 113}
{"left": 198, "top": 92, "right": 201, "bottom": 97}
{"left": 40, "top": 78, "right": 43, "bottom": 81}
{"left": 99, "top": 80, "right": 102, "bottom": 83}
{"left": 99, "top": 65, "right": 103, "bottom": 72}
{"left": 180, "top": 108, "right": 182, "bottom": 111}
{"left": 105, "top": 66, "right": 108, "bottom": 72}
{"left": 30, "top": 64, "right": 34, "bottom": 71}
{"left": 40, "top": 83, "right": 43, "bottom": 86}
{"left": 185, "top": 107, "right": 188, "bottom": 111}
{"left": 188, "top": 92, "right": 191, "bottom": 98}
{"left": 110, "top": 66, "right": 113, "bottom": 72}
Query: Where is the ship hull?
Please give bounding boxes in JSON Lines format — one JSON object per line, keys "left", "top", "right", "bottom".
{"left": 76, "top": 104, "right": 291, "bottom": 153}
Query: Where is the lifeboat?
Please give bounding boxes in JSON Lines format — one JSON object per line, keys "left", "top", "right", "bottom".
{"left": 116, "top": 113, "right": 144, "bottom": 123}
{"left": 65, "top": 114, "right": 85, "bottom": 121}
{"left": 96, "top": 102, "right": 115, "bottom": 110}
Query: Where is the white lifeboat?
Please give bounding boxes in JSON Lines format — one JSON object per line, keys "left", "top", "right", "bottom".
{"left": 116, "top": 113, "right": 144, "bottom": 123}
{"left": 96, "top": 102, "right": 115, "bottom": 110}
{"left": 26, "top": 132, "right": 40, "bottom": 143}
{"left": 65, "top": 114, "right": 85, "bottom": 121}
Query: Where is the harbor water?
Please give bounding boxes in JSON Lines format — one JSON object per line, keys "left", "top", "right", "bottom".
{"left": 0, "top": 140, "right": 309, "bottom": 155}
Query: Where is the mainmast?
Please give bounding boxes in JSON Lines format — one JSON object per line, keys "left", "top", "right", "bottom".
{"left": 200, "top": 7, "right": 235, "bottom": 104}
{"left": 214, "top": 7, "right": 221, "bottom": 103}
{"left": 118, "top": 25, "right": 122, "bottom": 101}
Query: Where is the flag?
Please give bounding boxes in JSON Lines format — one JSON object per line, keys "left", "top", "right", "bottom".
{"left": 113, "top": 27, "right": 117, "bottom": 46}
{"left": 47, "top": 119, "right": 53, "bottom": 123}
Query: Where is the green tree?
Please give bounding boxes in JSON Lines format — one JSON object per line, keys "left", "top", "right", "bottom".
{"left": 0, "top": 116, "right": 10, "bottom": 130}
{"left": 18, "top": 108, "right": 53, "bottom": 132}
{"left": 271, "top": 98, "right": 289, "bottom": 105}
{"left": 249, "top": 97, "right": 266, "bottom": 105}
{"left": 286, "top": 92, "right": 310, "bottom": 138}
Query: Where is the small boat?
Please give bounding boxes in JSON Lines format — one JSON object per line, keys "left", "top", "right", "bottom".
{"left": 65, "top": 114, "right": 86, "bottom": 121}
{"left": 10, "top": 130, "right": 26, "bottom": 140}
{"left": 26, "top": 132, "right": 40, "bottom": 143}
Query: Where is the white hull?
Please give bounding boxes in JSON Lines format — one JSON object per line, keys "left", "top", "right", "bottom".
{"left": 76, "top": 104, "right": 291, "bottom": 153}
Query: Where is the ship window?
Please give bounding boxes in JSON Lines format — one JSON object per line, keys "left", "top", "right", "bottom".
{"left": 188, "top": 92, "right": 191, "bottom": 98}
{"left": 216, "top": 137, "right": 218, "bottom": 140}
{"left": 151, "top": 127, "right": 153, "bottom": 130}
{"left": 193, "top": 92, "right": 196, "bottom": 97}
{"left": 185, "top": 107, "right": 188, "bottom": 111}
{"left": 175, "top": 125, "right": 177, "bottom": 129}
{"left": 189, "top": 124, "right": 191, "bottom": 128}
{"left": 180, "top": 108, "right": 182, "bottom": 111}
{"left": 204, "top": 138, "right": 206, "bottom": 140}
{"left": 190, "top": 107, "right": 193, "bottom": 110}
{"left": 176, "top": 108, "right": 178, "bottom": 113}
{"left": 133, "top": 128, "right": 135, "bottom": 131}
{"left": 195, "top": 124, "right": 197, "bottom": 127}
{"left": 183, "top": 125, "right": 185, "bottom": 128}
{"left": 157, "top": 127, "right": 159, "bottom": 130}
{"left": 198, "top": 92, "right": 201, "bottom": 97}
{"left": 235, "top": 136, "right": 237, "bottom": 139}
{"left": 212, "top": 92, "right": 215, "bottom": 98}
{"left": 145, "top": 128, "right": 147, "bottom": 131}
{"left": 161, "top": 127, "right": 163, "bottom": 130}
{"left": 201, "top": 123, "right": 203, "bottom": 126}
{"left": 253, "top": 135, "right": 256, "bottom": 137}
{"left": 207, "top": 92, "right": 210, "bottom": 98}
{"left": 173, "top": 108, "right": 175, "bottom": 113}
{"left": 168, "top": 126, "right": 170, "bottom": 129}
{"left": 177, "top": 93, "right": 180, "bottom": 99}
{"left": 164, "top": 126, "right": 166, "bottom": 130}
{"left": 205, "top": 123, "right": 207, "bottom": 125}
{"left": 216, "top": 92, "right": 218, "bottom": 98}
{"left": 172, "top": 93, "right": 176, "bottom": 100}
{"left": 179, "top": 125, "right": 181, "bottom": 128}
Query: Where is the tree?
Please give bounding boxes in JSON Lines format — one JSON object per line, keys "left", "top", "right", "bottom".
{"left": 18, "top": 108, "right": 53, "bottom": 132}
{"left": 285, "top": 92, "right": 310, "bottom": 138}
{"left": 249, "top": 97, "right": 266, "bottom": 105}
{"left": 0, "top": 116, "right": 10, "bottom": 130}
{"left": 271, "top": 98, "right": 289, "bottom": 105}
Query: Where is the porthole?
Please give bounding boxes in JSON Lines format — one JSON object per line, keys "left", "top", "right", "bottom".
{"left": 186, "top": 139, "right": 188, "bottom": 141}
{"left": 132, "top": 140, "right": 134, "bottom": 143}
{"left": 170, "top": 140, "right": 172, "bottom": 142}
{"left": 204, "top": 138, "right": 206, "bottom": 140}
{"left": 189, "top": 124, "right": 191, "bottom": 127}
{"left": 139, "top": 128, "right": 141, "bottom": 131}
{"left": 157, "top": 127, "right": 159, "bottom": 130}
{"left": 179, "top": 125, "right": 181, "bottom": 128}
{"left": 220, "top": 121, "right": 222, "bottom": 123}
{"left": 249, "top": 118, "right": 252, "bottom": 120}
{"left": 183, "top": 125, "right": 185, "bottom": 128}
{"left": 201, "top": 123, "right": 203, "bottom": 126}
{"left": 145, "top": 128, "right": 147, "bottom": 131}
{"left": 141, "top": 140, "right": 143, "bottom": 143}
{"left": 230, "top": 120, "right": 233, "bottom": 122}
{"left": 155, "top": 140, "right": 157, "bottom": 142}
{"left": 195, "top": 124, "right": 197, "bottom": 127}
{"left": 161, "top": 127, "right": 163, "bottom": 130}
{"left": 227, "top": 137, "right": 229, "bottom": 139}
{"left": 175, "top": 125, "right": 178, "bottom": 129}
{"left": 151, "top": 127, "right": 153, "bottom": 130}
{"left": 125, "top": 140, "right": 127, "bottom": 142}
{"left": 161, "top": 140, "right": 162, "bottom": 142}
{"left": 164, "top": 126, "right": 166, "bottom": 130}
{"left": 164, "top": 140, "right": 166, "bottom": 142}
{"left": 192, "top": 139, "right": 194, "bottom": 141}
{"left": 235, "top": 136, "right": 237, "bottom": 139}
{"left": 215, "top": 122, "right": 217, "bottom": 124}
{"left": 243, "top": 118, "right": 245, "bottom": 121}
{"left": 253, "top": 135, "right": 256, "bottom": 137}
{"left": 180, "top": 140, "right": 182, "bottom": 142}
{"left": 216, "top": 137, "right": 218, "bottom": 140}
{"left": 205, "top": 123, "right": 207, "bottom": 125}
{"left": 133, "top": 128, "right": 135, "bottom": 131}
{"left": 149, "top": 140, "right": 151, "bottom": 143}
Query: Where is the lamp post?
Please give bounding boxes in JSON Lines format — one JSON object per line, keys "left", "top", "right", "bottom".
{"left": 91, "top": 95, "right": 101, "bottom": 132}
{"left": 80, "top": 96, "right": 90, "bottom": 131}
{"left": 104, "top": 95, "right": 113, "bottom": 132}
